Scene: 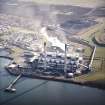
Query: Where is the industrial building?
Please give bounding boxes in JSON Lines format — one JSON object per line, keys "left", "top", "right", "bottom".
{"left": 6, "top": 39, "right": 94, "bottom": 80}
{"left": 23, "top": 42, "right": 89, "bottom": 78}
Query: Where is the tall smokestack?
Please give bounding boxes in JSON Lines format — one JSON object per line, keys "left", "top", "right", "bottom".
{"left": 64, "top": 44, "right": 67, "bottom": 77}
{"left": 44, "top": 42, "right": 47, "bottom": 71}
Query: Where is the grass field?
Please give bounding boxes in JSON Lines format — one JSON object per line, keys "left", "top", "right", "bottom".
{"left": 74, "top": 19, "right": 105, "bottom": 87}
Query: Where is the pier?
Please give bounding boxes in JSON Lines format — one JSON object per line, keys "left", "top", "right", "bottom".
{"left": 5, "top": 74, "right": 22, "bottom": 92}
{"left": 0, "top": 56, "right": 13, "bottom": 60}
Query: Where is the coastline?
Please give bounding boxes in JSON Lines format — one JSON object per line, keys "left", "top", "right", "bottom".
{"left": 5, "top": 65, "right": 105, "bottom": 90}
{"left": 1, "top": 42, "right": 105, "bottom": 91}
